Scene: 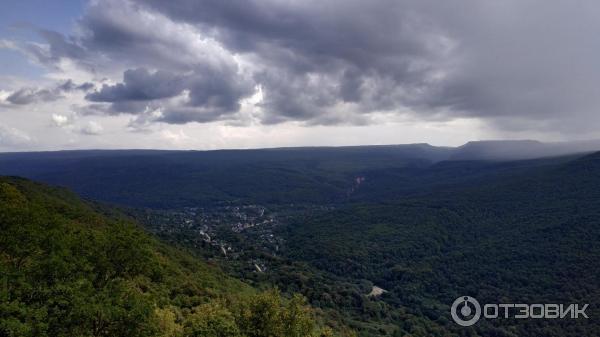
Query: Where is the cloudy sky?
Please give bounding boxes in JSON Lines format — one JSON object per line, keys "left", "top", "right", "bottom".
{"left": 1, "top": 0, "right": 599, "bottom": 151}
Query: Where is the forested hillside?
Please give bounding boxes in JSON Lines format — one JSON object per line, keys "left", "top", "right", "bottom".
{"left": 0, "top": 177, "right": 348, "bottom": 337}
{"left": 279, "top": 152, "right": 600, "bottom": 336}
{"left": 0, "top": 146, "right": 447, "bottom": 208}
{"left": 1, "top": 142, "right": 593, "bottom": 208}
{"left": 2, "top": 146, "right": 599, "bottom": 336}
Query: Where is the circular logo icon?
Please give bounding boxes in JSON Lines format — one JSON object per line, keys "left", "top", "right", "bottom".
{"left": 451, "top": 296, "right": 481, "bottom": 326}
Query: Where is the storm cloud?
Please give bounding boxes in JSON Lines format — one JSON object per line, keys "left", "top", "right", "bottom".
{"left": 86, "top": 69, "right": 186, "bottom": 103}
{"left": 85, "top": 66, "right": 254, "bottom": 122}
{"left": 17, "top": 0, "right": 600, "bottom": 133}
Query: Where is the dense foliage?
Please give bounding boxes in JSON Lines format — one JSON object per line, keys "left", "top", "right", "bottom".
{"left": 2, "top": 147, "right": 600, "bottom": 336}
{"left": 277, "top": 153, "right": 600, "bottom": 336}
{"left": 0, "top": 146, "right": 447, "bottom": 208}
{"left": 0, "top": 177, "right": 346, "bottom": 337}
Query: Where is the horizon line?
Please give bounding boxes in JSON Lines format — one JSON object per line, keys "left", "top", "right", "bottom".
{"left": 4, "top": 138, "right": 600, "bottom": 154}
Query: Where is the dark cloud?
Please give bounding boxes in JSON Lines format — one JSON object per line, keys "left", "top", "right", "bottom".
{"left": 4, "top": 80, "right": 94, "bottom": 106}
{"left": 137, "top": 0, "right": 441, "bottom": 71}
{"left": 255, "top": 70, "right": 338, "bottom": 124}
{"left": 6, "top": 87, "right": 63, "bottom": 105}
{"left": 84, "top": 66, "right": 254, "bottom": 123}
{"left": 114, "top": 0, "right": 459, "bottom": 123}
{"left": 30, "top": 0, "right": 446, "bottom": 124}
{"left": 20, "top": 0, "right": 600, "bottom": 134}
{"left": 183, "top": 66, "right": 254, "bottom": 116}
{"left": 130, "top": 0, "right": 600, "bottom": 132}
{"left": 58, "top": 79, "right": 95, "bottom": 92}
{"left": 86, "top": 69, "right": 185, "bottom": 103}
{"left": 21, "top": 29, "right": 88, "bottom": 68}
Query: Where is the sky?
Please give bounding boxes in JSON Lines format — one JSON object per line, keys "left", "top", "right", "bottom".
{"left": 1, "top": 0, "right": 599, "bottom": 151}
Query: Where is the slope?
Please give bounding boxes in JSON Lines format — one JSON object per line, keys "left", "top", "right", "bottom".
{"left": 279, "top": 151, "right": 600, "bottom": 336}
{"left": 0, "top": 146, "right": 450, "bottom": 208}
{"left": 0, "top": 176, "right": 347, "bottom": 337}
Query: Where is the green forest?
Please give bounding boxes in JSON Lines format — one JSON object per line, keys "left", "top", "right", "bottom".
{"left": 0, "top": 177, "right": 351, "bottom": 337}
{"left": 1, "top": 148, "right": 600, "bottom": 336}
{"left": 275, "top": 153, "right": 600, "bottom": 336}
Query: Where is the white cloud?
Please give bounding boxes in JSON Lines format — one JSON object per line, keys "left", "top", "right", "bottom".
{"left": 0, "top": 124, "right": 33, "bottom": 149}
{"left": 0, "top": 40, "right": 18, "bottom": 53}
{"left": 0, "top": 90, "right": 10, "bottom": 102}
{"left": 51, "top": 113, "right": 71, "bottom": 127}
{"left": 160, "top": 129, "right": 191, "bottom": 145}
{"left": 80, "top": 121, "right": 103, "bottom": 135}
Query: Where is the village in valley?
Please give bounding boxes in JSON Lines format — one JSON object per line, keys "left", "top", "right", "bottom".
{"left": 128, "top": 203, "right": 314, "bottom": 274}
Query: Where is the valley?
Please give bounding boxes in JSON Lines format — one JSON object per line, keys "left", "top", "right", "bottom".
{"left": 2, "top": 143, "right": 600, "bottom": 336}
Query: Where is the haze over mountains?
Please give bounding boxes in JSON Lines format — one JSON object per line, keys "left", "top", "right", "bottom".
{"left": 3, "top": 139, "right": 600, "bottom": 161}
{"left": 449, "top": 139, "right": 600, "bottom": 161}
{"left": 1, "top": 139, "right": 599, "bottom": 208}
